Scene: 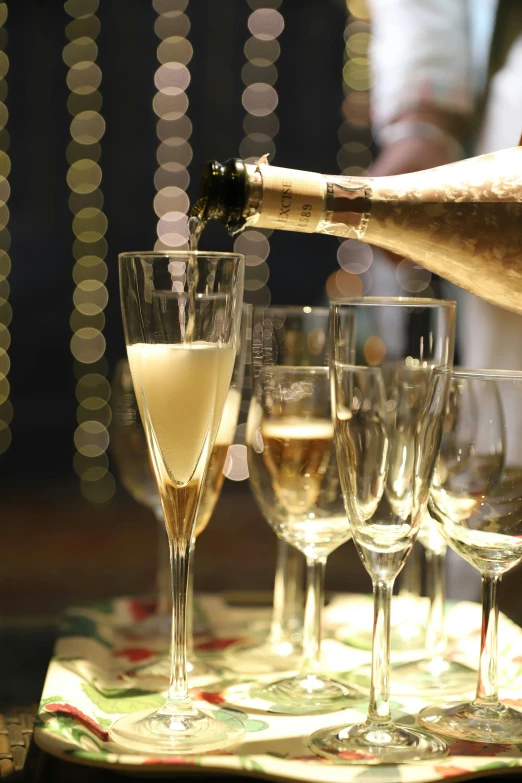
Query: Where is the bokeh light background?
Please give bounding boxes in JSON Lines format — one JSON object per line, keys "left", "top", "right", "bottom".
{"left": 0, "top": 0, "right": 434, "bottom": 500}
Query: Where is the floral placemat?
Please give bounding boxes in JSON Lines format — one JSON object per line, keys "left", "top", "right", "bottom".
{"left": 34, "top": 594, "right": 522, "bottom": 780}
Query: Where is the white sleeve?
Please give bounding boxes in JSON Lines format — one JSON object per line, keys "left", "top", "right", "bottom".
{"left": 366, "top": 0, "right": 474, "bottom": 132}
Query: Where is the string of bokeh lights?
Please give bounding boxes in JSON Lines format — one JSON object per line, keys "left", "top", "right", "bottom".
{"left": 233, "top": 0, "right": 285, "bottom": 309}
{"left": 0, "top": 2, "right": 11, "bottom": 456}
{"left": 222, "top": 1, "right": 285, "bottom": 483}
{"left": 327, "top": 0, "right": 432, "bottom": 299}
{"left": 64, "top": 0, "right": 115, "bottom": 503}
{"left": 326, "top": 0, "right": 374, "bottom": 300}
{"left": 153, "top": 0, "right": 193, "bottom": 251}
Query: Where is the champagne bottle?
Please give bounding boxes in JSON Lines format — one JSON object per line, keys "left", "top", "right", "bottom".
{"left": 192, "top": 148, "right": 522, "bottom": 314}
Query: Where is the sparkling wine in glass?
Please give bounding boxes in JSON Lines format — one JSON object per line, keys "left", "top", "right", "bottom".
{"left": 110, "top": 251, "right": 245, "bottom": 754}
{"left": 310, "top": 297, "right": 455, "bottom": 764}
{"left": 418, "top": 369, "right": 522, "bottom": 743}
{"left": 247, "top": 365, "right": 356, "bottom": 711}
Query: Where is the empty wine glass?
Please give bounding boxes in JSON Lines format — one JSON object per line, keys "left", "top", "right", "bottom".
{"left": 110, "top": 251, "right": 245, "bottom": 754}
{"left": 247, "top": 365, "right": 356, "bottom": 712}
{"left": 310, "top": 297, "right": 455, "bottom": 764}
{"left": 419, "top": 369, "right": 522, "bottom": 743}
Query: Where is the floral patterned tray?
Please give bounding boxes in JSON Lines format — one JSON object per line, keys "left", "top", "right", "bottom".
{"left": 34, "top": 593, "right": 522, "bottom": 781}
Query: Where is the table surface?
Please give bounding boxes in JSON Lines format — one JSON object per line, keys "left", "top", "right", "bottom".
{"left": 3, "top": 613, "right": 522, "bottom": 783}
{"left": 2, "top": 485, "right": 522, "bottom": 782}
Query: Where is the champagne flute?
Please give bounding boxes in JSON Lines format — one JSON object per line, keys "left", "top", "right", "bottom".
{"left": 310, "top": 297, "right": 455, "bottom": 764}
{"left": 247, "top": 365, "right": 356, "bottom": 711}
{"left": 113, "top": 308, "right": 248, "bottom": 682}
{"left": 110, "top": 251, "right": 245, "bottom": 754}
{"left": 418, "top": 369, "right": 522, "bottom": 743}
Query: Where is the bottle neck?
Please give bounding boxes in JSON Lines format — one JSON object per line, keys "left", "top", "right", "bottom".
{"left": 243, "top": 162, "right": 372, "bottom": 239}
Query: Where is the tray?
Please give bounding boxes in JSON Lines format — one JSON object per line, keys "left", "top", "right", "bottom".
{"left": 34, "top": 594, "right": 522, "bottom": 781}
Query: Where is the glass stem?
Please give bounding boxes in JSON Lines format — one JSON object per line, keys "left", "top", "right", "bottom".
{"left": 474, "top": 572, "right": 501, "bottom": 708}
{"left": 286, "top": 544, "right": 305, "bottom": 635}
{"left": 155, "top": 511, "right": 171, "bottom": 616}
{"left": 398, "top": 543, "right": 422, "bottom": 599}
{"left": 367, "top": 579, "right": 394, "bottom": 727}
{"left": 301, "top": 557, "right": 326, "bottom": 675}
{"left": 164, "top": 537, "right": 193, "bottom": 713}
{"left": 269, "top": 539, "right": 302, "bottom": 647}
{"left": 425, "top": 545, "right": 447, "bottom": 666}
{"left": 186, "top": 539, "right": 195, "bottom": 663}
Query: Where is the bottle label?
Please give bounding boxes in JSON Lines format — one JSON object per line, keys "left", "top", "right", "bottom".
{"left": 255, "top": 165, "right": 326, "bottom": 233}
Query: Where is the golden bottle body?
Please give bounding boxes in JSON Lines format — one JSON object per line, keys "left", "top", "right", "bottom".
{"left": 242, "top": 147, "right": 522, "bottom": 314}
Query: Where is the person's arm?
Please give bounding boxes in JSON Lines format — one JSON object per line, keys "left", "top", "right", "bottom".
{"left": 367, "top": 0, "right": 474, "bottom": 176}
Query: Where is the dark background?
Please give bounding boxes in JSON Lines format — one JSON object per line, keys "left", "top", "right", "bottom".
{"left": 0, "top": 0, "right": 379, "bottom": 623}
{"left": 4, "top": 0, "right": 347, "bottom": 486}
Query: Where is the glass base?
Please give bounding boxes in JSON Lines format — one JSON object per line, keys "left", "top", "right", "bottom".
{"left": 110, "top": 705, "right": 246, "bottom": 755}
{"left": 255, "top": 673, "right": 358, "bottom": 714}
{"left": 224, "top": 639, "right": 301, "bottom": 675}
{"left": 418, "top": 701, "right": 522, "bottom": 743}
{"left": 310, "top": 721, "right": 448, "bottom": 764}
{"left": 390, "top": 657, "right": 478, "bottom": 697}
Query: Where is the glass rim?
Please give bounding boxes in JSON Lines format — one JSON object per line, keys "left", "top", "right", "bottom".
{"left": 254, "top": 305, "right": 329, "bottom": 315}
{"left": 330, "top": 296, "right": 456, "bottom": 309}
{"left": 118, "top": 250, "right": 245, "bottom": 261}
{"left": 452, "top": 367, "right": 522, "bottom": 382}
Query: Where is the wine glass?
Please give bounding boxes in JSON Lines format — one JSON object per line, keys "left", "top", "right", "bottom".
{"left": 418, "top": 369, "right": 522, "bottom": 743}
{"left": 228, "top": 306, "right": 330, "bottom": 673}
{"left": 310, "top": 297, "right": 455, "bottom": 764}
{"left": 111, "top": 360, "right": 171, "bottom": 619}
{"left": 247, "top": 365, "right": 356, "bottom": 712}
{"left": 110, "top": 251, "right": 245, "bottom": 754}
{"left": 113, "top": 309, "right": 249, "bottom": 684}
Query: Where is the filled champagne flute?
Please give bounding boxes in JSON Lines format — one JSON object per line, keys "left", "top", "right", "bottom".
{"left": 310, "top": 297, "right": 454, "bottom": 764}
{"left": 247, "top": 365, "right": 356, "bottom": 711}
{"left": 419, "top": 370, "right": 522, "bottom": 743}
{"left": 112, "top": 317, "right": 247, "bottom": 682}
{"left": 110, "top": 251, "right": 245, "bottom": 754}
